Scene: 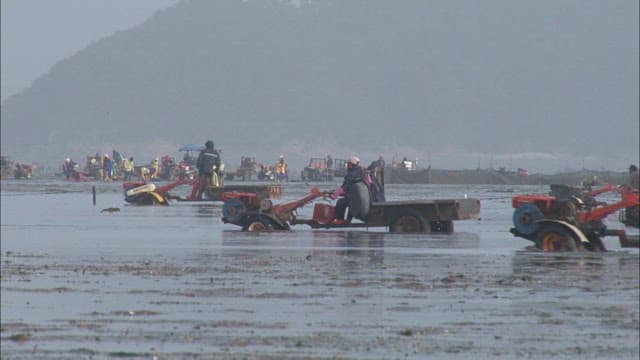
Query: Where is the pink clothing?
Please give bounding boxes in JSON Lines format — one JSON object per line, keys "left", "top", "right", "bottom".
{"left": 365, "top": 172, "right": 373, "bottom": 186}
{"left": 330, "top": 187, "right": 345, "bottom": 199}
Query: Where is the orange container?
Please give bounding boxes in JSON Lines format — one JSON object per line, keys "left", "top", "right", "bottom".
{"left": 313, "top": 203, "right": 335, "bottom": 224}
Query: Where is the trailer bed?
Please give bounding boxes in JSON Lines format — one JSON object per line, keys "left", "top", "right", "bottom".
{"left": 299, "top": 198, "right": 480, "bottom": 233}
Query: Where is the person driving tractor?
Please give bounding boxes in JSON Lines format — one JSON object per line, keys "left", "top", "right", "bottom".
{"left": 330, "top": 156, "right": 368, "bottom": 224}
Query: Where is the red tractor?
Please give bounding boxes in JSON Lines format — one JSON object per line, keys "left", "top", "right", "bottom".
{"left": 122, "top": 176, "right": 282, "bottom": 205}
{"left": 222, "top": 187, "right": 480, "bottom": 233}
{"left": 510, "top": 184, "right": 639, "bottom": 251}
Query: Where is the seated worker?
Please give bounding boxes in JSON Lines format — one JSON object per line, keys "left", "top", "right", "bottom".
{"left": 330, "top": 156, "right": 369, "bottom": 224}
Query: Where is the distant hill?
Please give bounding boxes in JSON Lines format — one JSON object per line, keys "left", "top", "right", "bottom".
{"left": 2, "top": 0, "right": 638, "bottom": 170}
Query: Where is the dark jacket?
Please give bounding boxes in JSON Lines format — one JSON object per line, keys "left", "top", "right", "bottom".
{"left": 341, "top": 165, "right": 365, "bottom": 194}
{"left": 197, "top": 148, "right": 221, "bottom": 174}
{"left": 367, "top": 159, "right": 385, "bottom": 171}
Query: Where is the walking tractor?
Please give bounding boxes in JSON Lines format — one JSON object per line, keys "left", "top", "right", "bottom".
{"left": 122, "top": 177, "right": 282, "bottom": 205}
{"left": 222, "top": 187, "right": 480, "bottom": 232}
{"left": 510, "top": 184, "right": 639, "bottom": 251}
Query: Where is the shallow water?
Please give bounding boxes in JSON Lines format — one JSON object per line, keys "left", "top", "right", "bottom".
{"left": 1, "top": 180, "right": 638, "bottom": 359}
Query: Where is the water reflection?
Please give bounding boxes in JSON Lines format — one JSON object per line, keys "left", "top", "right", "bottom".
{"left": 510, "top": 249, "right": 638, "bottom": 287}
{"left": 312, "top": 231, "right": 386, "bottom": 268}
{"left": 192, "top": 202, "right": 222, "bottom": 218}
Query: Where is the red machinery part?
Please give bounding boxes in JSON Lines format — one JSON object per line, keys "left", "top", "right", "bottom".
{"left": 312, "top": 203, "right": 335, "bottom": 225}
{"left": 577, "top": 188, "right": 640, "bottom": 223}
{"left": 512, "top": 195, "right": 556, "bottom": 212}
{"left": 220, "top": 192, "right": 258, "bottom": 207}
{"left": 272, "top": 188, "right": 326, "bottom": 221}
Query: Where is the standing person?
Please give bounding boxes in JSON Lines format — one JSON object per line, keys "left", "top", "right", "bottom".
{"left": 326, "top": 154, "right": 334, "bottom": 180}
{"left": 111, "top": 149, "right": 123, "bottom": 179}
{"left": 367, "top": 155, "right": 385, "bottom": 185}
{"left": 628, "top": 164, "right": 639, "bottom": 189}
{"left": 196, "top": 140, "right": 221, "bottom": 200}
{"left": 367, "top": 155, "right": 386, "bottom": 202}
{"left": 96, "top": 152, "right": 104, "bottom": 180}
{"left": 330, "top": 156, "right": 369, "bottom": 224}
{"left": 102, "top": 154, "right": 113, "bottom": 181}
{"left": 150, "top": 158, "right": 160, "bottom": 179}
{"left": 276, "top": 155, "right": 288, "bottom": 182}
{"left": 112, "top": 149, "right": 122, "bottom": 164}
{"left": 62, "top": 158, "right": 73, "bottom": 179}
{"left": 122, "top": 157, "right": 134, "bottom": 181}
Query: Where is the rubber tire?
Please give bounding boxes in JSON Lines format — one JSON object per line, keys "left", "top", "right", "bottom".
{"left": 535, "top": 224, "right": 578, "bottom": 252}
{"left": 244, "top": 220, "right": 272, "bottom": 232}
{"left": 389, "top": 210, "right": 429, "bottom": 233}
{"left": 348, "top": 182, "right": 371, "bottom": 220}
{"left": 242, "top": 215, "right": 276, "bottom": 232}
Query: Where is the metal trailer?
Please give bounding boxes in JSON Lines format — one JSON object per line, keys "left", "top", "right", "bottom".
{"left": 222, "top": 188, "right": 480, "bottom": 233}
{"left": 299, "top": 198, "right": 480, "bottom": 233}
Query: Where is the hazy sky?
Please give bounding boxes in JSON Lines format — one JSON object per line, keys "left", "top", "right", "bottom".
{"left": 1, "top": 0, "right": 637, "bottom": 172}
{"left": 1, "top": 0, "right": 179, "bottom": 102}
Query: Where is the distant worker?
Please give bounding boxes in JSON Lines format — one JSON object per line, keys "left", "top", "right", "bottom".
{"left": 183, "top": 151, "right": 196, "bottom": 165}
{"left": 102, "top": 154, "right": 113, "bottom": 181}
{"left": 628, "top": 164, "right": 639, "bottom": 189}
{"left": 276, "top": 155, "right": 288, "bottom": 182}
{"left": 96, "top": 152, "right": 104, "bottom": 180}
{"left": 326, "top": 154, "right": 334, "bottom": 180}
{"left": 111, "top": 149, "right": 122, "bottom": 179}
{"left": 112, "top": 149, "right": 123, "bottom": 166}
{"left": 62, "top": 158, "right": 81, "bottom": 180}
{"left": 330, "top": 156, "right": 369, "bottom": 224}
{"left": 367, "top": 155, "right": 385, "bottom": 184}
{"left": 123, "top": 157, "right": 134, "bottom": 181}
{"left": 62, "top": 158, "right": 73, "bottom": 179}
{"left": 367, "top": 155, "right": 386, "bottom": 202}
{"left": 196, "top": 140, "right": 222, "bottom": 200}
{"left": 150, "top": 158, "right": 160, "bottom": 179}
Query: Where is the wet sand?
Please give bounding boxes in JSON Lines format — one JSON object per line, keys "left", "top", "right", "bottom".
{"left": 1, "top": 180, "right": 638, "bottom": 359}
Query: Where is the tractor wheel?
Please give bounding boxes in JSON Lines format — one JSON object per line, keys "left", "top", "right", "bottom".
{"left": 245, "top": 220, "right": 272, "bottom": 232}
{"left": 535, "top": 224, "right": 578, "bottom": 252}
{"left": 242, "top": 215, "right": 279, "bottom": 232}
{"left": 389, "top": 210, "right": 429, "bottom": 233}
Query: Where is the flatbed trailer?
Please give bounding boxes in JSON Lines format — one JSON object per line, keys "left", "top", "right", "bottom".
{"left": 222, "top": 188, "right": 480, "bottom": 233}
{"left": 294, "top": 199, "right": 479, "bottom": 233}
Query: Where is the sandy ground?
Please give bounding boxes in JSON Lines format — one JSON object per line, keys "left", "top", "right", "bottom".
{"left": 1, "top": 181, "right": 638, "bottom": 359}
